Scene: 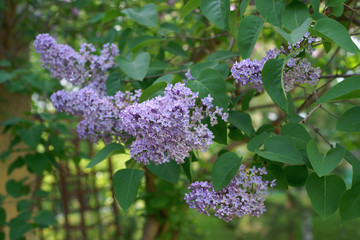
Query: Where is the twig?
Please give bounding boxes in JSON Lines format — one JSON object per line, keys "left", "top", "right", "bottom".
{"left": 320, "top": 105, "right": 340, "bottom": 119}
{"left": 319, "top": 73, "right": 360, "bottom": 79}
{"left": 144, "top": 70, "right": 187, "bottom": 80}
{"left": 299, "top": 104, "right": 321, "bottom": 124}
{"left": 304, "top": 122, "right": 334, "bottom": 148}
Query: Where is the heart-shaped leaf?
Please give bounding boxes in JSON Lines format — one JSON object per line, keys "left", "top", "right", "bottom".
{"left": 336, "top": 106, "right": 360, "bottom": 132}
{"left": 312, "top": 17, "right": 359, "bottom": 54}
{"left": 86, "top": 143, "right": 125, "bottom": 168}
{"left": 307, "top": 140, "right": 344, "bottom": 177}
{"left": 262, "top": 58, "right": 288, "bottom": 113}
{"left": 339, "top": 185, "right": 360, "bottom": 222}
{"left": 212, "top": 152, "right": 242, "bottom": 191}
{"left": 306, "top": 173, "right": 346, "bottom": 219}
{"left": 237, "top": 15, "right": 264, "bottom": 59}
{"left": 200, "top": 0, "right": 230, "bottom": 30}
{"left": 117, "top": 52, "right": 151, "bottom": 81}
{"left": 281, "top": 1, "right": 310, "bottom": 31}
{"left": 122, "top": 3, "right": 158, "bottom": 27}
{"left": 255, "top": 135, "right": 303, "bottom": 164}
{"left": 255, "top": 0, "right": 285, "bottom": 27}
{"left": 146, "top": 160, "right": 180, "bottom": 184}
{"left": 113, "top": 168, "right": 144, "bottom": 211}
{"left": 316, "top": 75, "right": 360, "bottom": 104}
{"left": 228, "top": 110, "right": 255, "bottom": 137}
{"left": 186, "top": 69, "right": 228, "bottom": 110}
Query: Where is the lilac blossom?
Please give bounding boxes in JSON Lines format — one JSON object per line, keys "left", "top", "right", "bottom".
{"left": 120, "top": 83, "right": 228, "bottom": 165}
{"left": 185, "top": 165, "right": 276, "bottom": 222}
{"left": 34, "top": 33, "right": 119, "bottom": 95}
{"left": 230, "top": 33, "right": 320, "bottom": 92}
{"left": 50, "top": 87, "right": 141, "bottom": 143}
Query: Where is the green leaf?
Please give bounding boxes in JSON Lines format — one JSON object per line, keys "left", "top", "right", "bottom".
{"left": 9, "top": 221, "right": 31, "bottom": 240}
{"left": 255, "top": 135, "right": 303, "bottom": 164}
{"left": 323, "top": 41, "right": 332, "bottom": 53}
{"left": 316, "top": 76, "right": 360, "bottom": 104}
{"left": 113, "top": 168, "right": 144, "bottom": 211}
{"left": 326, "top": 0, "right": 345, "bottom": 17}
{"left": 283, "top": 165, "right": 308, "bottom": 187}
{"left": 247, "top": 131, "right": 270, "bottom": 152}
{"left": 187, "top": 69, "right": 228, "bottom": 110}
{"left": 341, "top": 147, "right": 360, "bottom": 188}
{"left": 33, "top": 210, "right": 57, "bottom": 227}
{"left": 310, "top": 0, "right": 320, "bottom": 13}
{"left": 262, "top": 58, "right": 288, "bottom": 113}
{"left": 106, "top": 71, "right": 122, "bottom": 96}
{"left": 165, "top": 41, "right": 188, "bottom": 57}
{"left": 182, "top": 156, "right": 192, "bottom": 182}
{"left": 200, "top": 0, "right": 230, "bottom": 30}
{"left": 282, "top": 1, "right": 310, "bottom": 31}
{"left": 240, "top": 0, "right": 250, "bottom": 17}
{"left": 254, "top": 0, "right": 285, "bottom": 27}
{"left": 18, "top": 125, "right": 43, "bottom": 150}
{"left": 86, "top": 143, "right": 125, "bottom": 168}
{"left": 190, "top": 61, "right": 218, "bottom": 79}
{"left": 313, "top": 17, "right": 359, "bottom": 54}
{"left": 212, "top": 152, "right": 242, "bottom": 191}
{"left": 17, "top": 200, "right": 31, "bottom": 212}
{"left": 102, "top": 9, "right": 122, "bottom": 24}
{"left": 206, "top": 51, "right": 239, "bottom": 61}
{"left": 181, "top": 0, "right": 200, "bottom": 19}
{"left": 228, "top": 110, "right": 255, "bottom": 137}
{"left": 146, "top": 160, "right": 180, "bottom": 184}
{"left": 339, "top": 185, "right": 360, "bottom": 222}
{"left": 208, "top": 117, "right": 228, "bottom": 144}
{"left": 118, "top": 28, "right": 132, "bottom": 53}
{"left": 305, "top": 173, "right": 346, "bottom": 219}
{"left": 24, "top": 154, "right": 52, "bottom": 176}
{"left": 264, "top": 163, "right": 288, "bottom": 189}
{"left": 117, "top": 52, "right": 151, "bottom": 81}
{"left": 275, "top": 17, "right": 312, "bottom": 44}
{"left": 122, "top": 3, "right": 158, "bottom": 27}
{"left": 281, "top": 122, "right": 311, "bottom": 150}
{"left": 336, "top": 107, "right": 360, "bottom": 132}
{"left": 0, "top": 208, "right": 5, "bottom": 226}
{"left": 307, "top": 140, "right": 345, "bottom": 177}
{"left": 6, "top": 180, "right": 30, "bottom": 198}
{"left": 154, "top": 74, "right": 173, "bottom": 84}
{"left": 128, "top": 36, "right": 163, "bottom": 52}
{"left": 237, "top": 15, "right": 265, "bottom": 59}
{"left": 139, "top": 81, "right": 167, "bottom": 103}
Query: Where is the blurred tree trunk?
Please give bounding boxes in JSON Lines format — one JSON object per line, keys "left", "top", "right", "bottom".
{"left": 0, "top": 1, "right": 35, "bottom": 239}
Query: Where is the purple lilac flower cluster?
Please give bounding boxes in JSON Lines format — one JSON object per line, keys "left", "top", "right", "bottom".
{"left": 34, "top": 33, "right": 119, "bottom": 94}
{"left": 121, "top": 83, "right": 228, "bottom": 165}
{"left": 230, "top": 33, "right": 320, "bottom": 92}
{"left": 51, "top": 87, "right": 142, "bottom": 143}
{"left": 35, "top": 34, "right": 229, "bottom": 166}
{"left": 185, "top": 165, "right": 276, "bottom": 222}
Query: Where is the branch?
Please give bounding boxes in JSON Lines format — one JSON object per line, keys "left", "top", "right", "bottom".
{"left": 144, "top": 70, "right": 187, "bottom": 80}
{"left": 319, "top": 73, "right": 360, "bottom": 79}
{"left": 304, "top": 122, "right": 334, "bottom": 148}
